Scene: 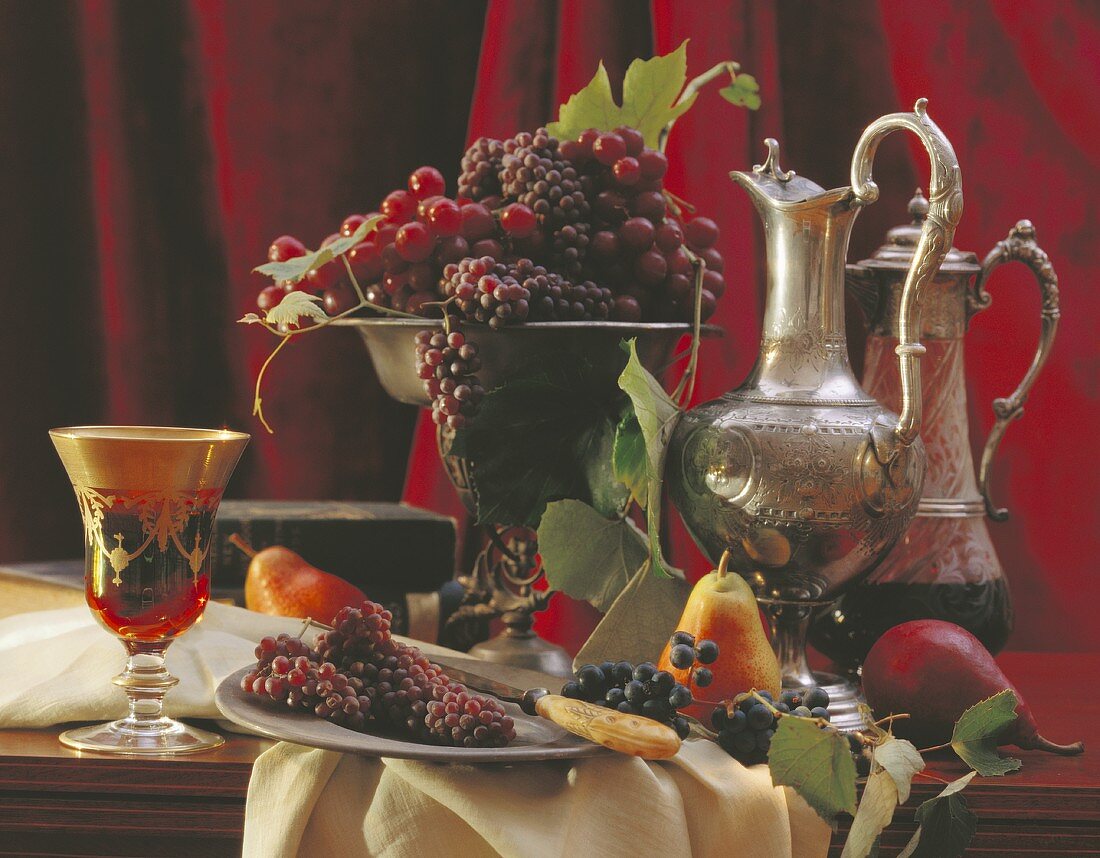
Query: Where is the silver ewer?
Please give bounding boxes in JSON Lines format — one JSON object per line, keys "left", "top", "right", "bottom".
{"left": 667, "top": 101, "right": 963, "bottom": 729}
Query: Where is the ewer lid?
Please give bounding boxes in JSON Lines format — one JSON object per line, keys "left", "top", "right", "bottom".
{"left": 859, "top": 188, "right": 978, "bottom": 273}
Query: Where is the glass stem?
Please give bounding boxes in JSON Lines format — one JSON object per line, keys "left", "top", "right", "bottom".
{"left": 112, "top": 639, "right": 178, "bottom": 731}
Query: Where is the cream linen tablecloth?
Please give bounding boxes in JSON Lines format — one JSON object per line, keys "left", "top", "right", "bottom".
{"left": 0, "top": 585, "right": 830, "bottom": 857}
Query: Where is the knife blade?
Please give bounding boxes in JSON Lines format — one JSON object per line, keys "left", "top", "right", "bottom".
{"left": 437, "top": 660, "right": 681, "bottom": 760}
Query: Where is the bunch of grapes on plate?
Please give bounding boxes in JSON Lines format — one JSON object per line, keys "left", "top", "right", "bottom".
{"left": 241, "top": 600, "right": 516, "bottom": 749}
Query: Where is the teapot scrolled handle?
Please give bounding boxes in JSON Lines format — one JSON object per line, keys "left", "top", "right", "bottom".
{"left": 850, "top": 99, "right": 964, "bottom": 454}
{"left": 970, "top": 220, "right": 1061, "bottom": 521}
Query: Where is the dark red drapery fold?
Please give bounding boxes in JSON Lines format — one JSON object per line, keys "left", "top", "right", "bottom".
{"left": 403, "top": 0, "right": 1100, "bottom": 653}
{"left": 1, "top": 1, "right": 1095, "bottom": 653}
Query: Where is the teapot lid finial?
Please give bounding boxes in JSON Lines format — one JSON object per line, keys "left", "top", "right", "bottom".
{"left": 753, "top": 138, "right": 794, "bottom": 183}
{"left": 907, "top": 188, "right": 929, "bottom": 223}
{"left": 859, "top": 186, "right": 977, "bottom": 272}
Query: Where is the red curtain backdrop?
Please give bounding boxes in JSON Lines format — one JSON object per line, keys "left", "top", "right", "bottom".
{"left": 1, "top": 1, "right": 1096, "bottom": 651}
{"left": 403, "top": 0, "right": 1100, "bottom": 654}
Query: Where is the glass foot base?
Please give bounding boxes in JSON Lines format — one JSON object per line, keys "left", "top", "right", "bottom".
{"left": 59, "top": 718, "right": 224, "bottom": 756}
{"left": 788, "top": 671, "right": 866, "bottom": 733}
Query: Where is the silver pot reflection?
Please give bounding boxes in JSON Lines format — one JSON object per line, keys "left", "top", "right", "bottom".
{"left": 668, "top": 101, "right": 963, "bottom": 729}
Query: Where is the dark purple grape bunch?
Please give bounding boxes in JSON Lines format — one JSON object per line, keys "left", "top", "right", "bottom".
{"left": 414, "top": 328, "right": 485, "bottom": 430}
{"left": 561, "top": 657, "right": 700, "bottom": 740}
{"left": 506, "top": 257, "right": 612, "bottom": 321}
{"left": 712, "top": 686, "right": 832, "bottom": 765}
{"left": 442, "top": 256, "right": 531, "bottom": 330}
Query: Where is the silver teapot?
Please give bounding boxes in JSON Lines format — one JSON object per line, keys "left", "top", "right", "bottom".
{"left": 668, "top": 101, "right": 962, "bottom": 727}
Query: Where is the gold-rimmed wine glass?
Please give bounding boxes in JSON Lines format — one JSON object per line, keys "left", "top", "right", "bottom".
{"left": 50, "top": 426, "right": 249, "bottom": 755}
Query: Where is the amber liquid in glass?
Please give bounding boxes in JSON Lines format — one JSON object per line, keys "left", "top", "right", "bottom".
{"left": 86, "top": 506, "right": 216, "bottom": 642}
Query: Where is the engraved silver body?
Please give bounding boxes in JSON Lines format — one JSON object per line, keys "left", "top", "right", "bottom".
{"left": 667, "top": 102, "right": 963, "bottom": 726}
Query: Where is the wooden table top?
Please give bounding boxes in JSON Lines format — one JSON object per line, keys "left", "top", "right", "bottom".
{"left": 0, "top": 568, "right": 1096, "bottom": 856}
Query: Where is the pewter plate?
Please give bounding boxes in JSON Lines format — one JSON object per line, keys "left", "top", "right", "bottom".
{"left": 215, "top": 657, "right": 607, "bottom": 763}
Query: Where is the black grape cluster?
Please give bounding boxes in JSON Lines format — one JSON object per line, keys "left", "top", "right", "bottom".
{"left": 242, "top": 600, "right": 516, "bottom": 749}
{"left": 712, "top": 686, "right": 832, "bottom": 765}
{"left": 561, "top": 634, "right": 720, "bottom": 741}
{"left": 414, "top": 328, "right": 485, "bottom": 429}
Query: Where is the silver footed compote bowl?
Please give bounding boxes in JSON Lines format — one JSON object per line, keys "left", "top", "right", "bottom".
{"left": 344, "top": 318, "right": 710, "bottom": 676}
{"left": 667, "top": 100, "right": 963, "bottom": 730}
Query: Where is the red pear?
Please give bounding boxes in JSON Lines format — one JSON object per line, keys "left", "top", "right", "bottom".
{"left": 863, "top": 620, "right": 1083, "bottom": 755}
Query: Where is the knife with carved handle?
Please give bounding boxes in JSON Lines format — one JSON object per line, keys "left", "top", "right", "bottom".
{"left": 438, "top": 661, "right": 682, "bottom": 760}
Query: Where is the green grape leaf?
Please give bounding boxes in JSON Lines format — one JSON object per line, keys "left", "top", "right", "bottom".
{"left": 617, "top": 339, "right": 681, "bottom": 577}
{"left": 452, "top": 353, "right": 629, "bottom": 527}
{"left": 719, "top": 73, "right": 761, "bottom": 110}
{"left": 898, "top": 772, "right": 978, "bottom": 858}
{"left": 573, "top": 551, "right": 690, "bottom": 669}
{"left": 546, "top": 62, "right": 622, "bottom": 144}
{"left": 538, "top": 499, "right": 649, "bottom": 613}
{"left": 547, "top": 41, "right": 696, "bottom": 148}
{"left": 238, "top": 312, "right": 264, "bottom": 325}
{"left": 840, "top": 770, "right": 898, "bottom": 858}
{"left": 768, "top": 716, "right": 858, "bottom": 823}
{"left": 874, "top": 737, "right": 924, "bottom": 803}
{"left": 264, "top": 291, "right": 328, "bottom": 328}
{"left": 611, "top": 412, "right": 647, "bottom": 507}
{"left": 583, "top": 417, "right": 631, "bottom": 518}
{"left": 253, "top": 217, "right": 379, "bottom": 284}
{"left": 950, "top": 689, "right": 1022, "bottom": 776}
{"left": 619, "top": 40, "right": 696, "bottom": 147}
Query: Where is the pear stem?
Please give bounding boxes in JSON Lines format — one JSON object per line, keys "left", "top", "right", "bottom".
{"left": 717, "top": 549, "right": 731, "bottom": 580}
{"left": 228, "top": 533, "right": 257, "bottom": 559}
{"left": 1027, "top": 735, "right": 1085, "bottom": 756}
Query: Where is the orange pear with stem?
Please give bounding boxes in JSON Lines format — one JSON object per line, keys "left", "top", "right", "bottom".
{"left": 659, "top": 549, "right": 781, "bottom": 719}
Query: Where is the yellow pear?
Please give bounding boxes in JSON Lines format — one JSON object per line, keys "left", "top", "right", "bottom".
{"left": 658, "top": 551, "right": 781, "bottom": 718}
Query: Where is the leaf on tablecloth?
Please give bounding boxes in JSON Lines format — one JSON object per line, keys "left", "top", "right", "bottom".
{"left": 874, "top": 736, "right": 924, "bottom": 803}
{"left": 898, "top": 771, "right": 978, "bottom": 858}
{"left": 768, "top": 715, "right": 858, "bottom": 822}
{"left": 573, "top": 554, "right": 690, "bottom": 669}
{"left": 840, "top": 770, "right": 898, "bottom": 858}
{"left": 950, "top": 689, "right": 1022, "bottom": 776}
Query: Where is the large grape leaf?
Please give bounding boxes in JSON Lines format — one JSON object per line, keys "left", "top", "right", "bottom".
{"left": 547, "top": 41, "right": 695, "bottom": 148}
{"left": 617, "top": 339, "right": 681, "bottom": 577}
{"left": 950, "top": 690, "right": 1022, "bottom": 776}
{"left": 611, "top": 412, "right": 646, "bottom": 507}
{"left": 619, "top": 41, "right": 697, "bottom": 147}
{"left": 898, "top": 772, "right": 977, "bottom": 858}
{"left": 538, "top": 499, "right": 648, "bottom": 613}
{"left": 451, "top": 353, "right": 629, "bottom": 527}
{"left": 768, "top": 716, "right": 858, "bottom": 822}
{"left": 584, "top": 417, "right": 631, "bottom": 518}
{"left": 573, "top": 552, "right": 690, "bottom": 670}
{"left": 841, "top": 770, "right": 898, "bottom": 858}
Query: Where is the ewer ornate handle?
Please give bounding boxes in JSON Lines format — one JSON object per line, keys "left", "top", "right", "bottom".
{"left": 850, "top": 99, "right": 964, "bottom": 452}
{"left": 970, "top": 220, "right": 1061, "bottom": 521}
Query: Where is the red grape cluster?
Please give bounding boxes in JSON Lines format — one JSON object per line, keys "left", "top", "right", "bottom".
{"left": 414, "top": 329, "right": 485, "bottom": 429}
{"left": 243, "top": 601, "right": 516, "bottom": 748}
{"left": 254, "top": 123, "right": 728, "bottom": 328}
